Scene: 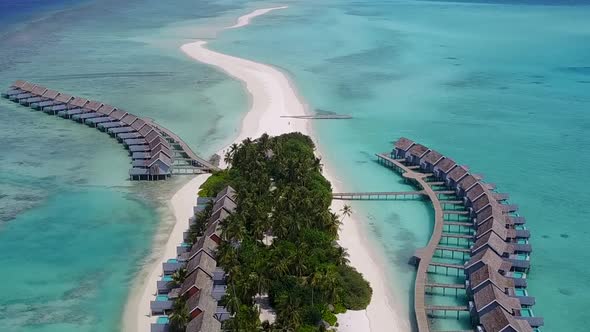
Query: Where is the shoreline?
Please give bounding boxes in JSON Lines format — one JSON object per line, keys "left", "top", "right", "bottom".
{"left": 124, "top": 6, "right": 410, "bottom": 332}
{"left": 122, "top": 174, "right": 211, "bottom": 332}
{"left": 179, "top": 7, "right": 411, "bottom": 332}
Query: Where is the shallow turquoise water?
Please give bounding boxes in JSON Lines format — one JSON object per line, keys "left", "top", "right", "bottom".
{"left": 0, "top": 0, "right": 250, "bottom": 331}
{"left": 2, "top": 0, "right": 589, "bottom": 331}
{"left": 211, "top": 0, "right": 590, "bottom": 329}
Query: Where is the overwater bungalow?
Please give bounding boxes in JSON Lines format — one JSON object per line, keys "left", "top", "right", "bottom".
{"left": 43, "top": 93, "right": 74, "bottom": 113}
{"left": 433, "top": 157, "right": 457, "bottom": 180}
{"left": 446, "top": 165, "right": 469, "bottom": 188}
{"left": 20, "top": 85, "right": 48, "bottom": 105}
{"left": 9, "top": 82, "right": 36, "bottom": 101}
{"left": 465, "top": 183, "right": 486, "bottom": 207}
{"left": 393, "top": 137, "right": 415, "bottom": 159}
{"left": 456, "top": 174, "right": 479, "bottom": 197}
{"left": 121, "top": 113, "right": 138, "bottom": 127}
{"left": 29, "top": 89, "right": 60, "bottom": 107}
{"left": 465, "top": 249, "right": 513, "bottom": 275}
{"left": 67, "top": 97, "right": 89, "bottom": 110}
{"left": 467, "top": 265, "right": 515, "bottom": 295}
{"left": 405, "top": 143, "right": 429, "bottom": 165}
{"left": 419, "top": 149, "right": 444, "bottom": 172}
{"left": 31, "top": 90, "right": 61, "bottom": 109}
{"left": 471, "top": 284, "right": 522, "bottom": 318}
{"left": 186, "top": 309, "right": 221, "bottom": 332}
{"left": 477, "top": 306, "right": 533, "bottom": 332}
{"left": 475, "top": 219, "right": 515, "bottom": 241}
{"left": 1, "top": 80, "right": 27, "bottom": 97}
{"left": 471, "top": 194, "right": 492, "bottom": 217}
{"left": 4, "top": 81, "right": 217, "bottom": 181}
{"left": 472, "top": 232, "right": 515, "bottom": 257}
{"left": 152, "top": 143, "right": 173, "bottom": 160}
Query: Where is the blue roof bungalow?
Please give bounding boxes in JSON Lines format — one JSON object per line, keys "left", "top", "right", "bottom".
{"left": 446, "top": 165, "right": 469, "bottom": 189}
{"left": 432, "top": 157, "right": 457, "bottom": 180}
{"left": 405, "top": 143, "right": 430, "bottom": 165}
{"left": 419, "top": 150, "right": 444, "bottom": 172}
{"left": 392, "top": 137, "right": 415, "bottom": 159}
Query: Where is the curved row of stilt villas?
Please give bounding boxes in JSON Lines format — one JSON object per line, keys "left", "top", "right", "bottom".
{"left": 150, "top": 186, "right": 236, "bottom": 332}
{"left": 1, "top": 80, "right": 219, "bottom": 180}
{"left": 388, "top": 138, "right": 544, "bottom": 332}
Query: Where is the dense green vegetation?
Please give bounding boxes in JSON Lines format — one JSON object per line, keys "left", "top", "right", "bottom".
{"left": 205, "top": 133, "right": 372, "bottom": 331}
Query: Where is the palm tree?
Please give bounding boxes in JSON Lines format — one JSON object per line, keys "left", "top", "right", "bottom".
{"left": 340, "top": 204, "right": 352, "bottom": 222}
{"left": 168, "top": 268, "right": 187, "bottom": 288}
{"left": 169, "top": 298, "right": 189, "bottom": 332}
{"left": 224, "top": 143, "right": 239, "bottom": 165}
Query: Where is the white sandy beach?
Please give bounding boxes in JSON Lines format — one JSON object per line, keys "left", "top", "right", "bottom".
{"left": 123, "top": 174, "right": 210, "bottom": 332}
{"left": 125, "top": 6, "right": 410, "bottom": 332}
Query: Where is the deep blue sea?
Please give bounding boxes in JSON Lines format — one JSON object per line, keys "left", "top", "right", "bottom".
{"left": 1, "top": 0, "right": 589, "bottom": 331}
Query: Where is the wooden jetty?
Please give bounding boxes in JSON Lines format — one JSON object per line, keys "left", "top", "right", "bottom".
{"left": 375, "top": 138, "right": 543, "bottom": 332}
{"left": 280, "top": 114, "right": 352, "bottom": 119}
{"left": 2, "top": 80, "right": 219, "bottom": 180}
{"left": 332, "top": 191, "right": 425, "bottom": 200}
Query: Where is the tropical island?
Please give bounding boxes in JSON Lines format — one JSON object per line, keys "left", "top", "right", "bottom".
{"left": 169, "top": 132, "right": 372, "bottom": 331}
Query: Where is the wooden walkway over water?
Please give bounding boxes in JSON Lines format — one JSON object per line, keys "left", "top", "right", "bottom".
{"left": 375, "top": 153, "right": 448, "bottom": 332}
{"left": 332, "top": 191, "right": 425, "bottom": 200}
{"left": 2, "top": 80, "right": 218, "bottom": 180}
{"left": 280, "top": 114, "right": 352, "bottom": 119}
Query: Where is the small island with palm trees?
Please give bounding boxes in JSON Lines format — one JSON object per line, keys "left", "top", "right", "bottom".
{"left": 156, "top": 132, "right": 372, "bottom": 332}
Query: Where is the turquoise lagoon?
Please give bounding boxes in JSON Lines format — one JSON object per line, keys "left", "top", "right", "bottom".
{"left": 210, "top": 0, "right": 590, "bottom": 330}
{"left": 1, "top": 0, "right": 589, "bottom": 331}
